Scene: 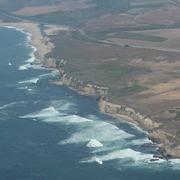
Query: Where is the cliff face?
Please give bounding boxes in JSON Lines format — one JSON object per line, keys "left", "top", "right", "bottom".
{"left": 60, "top": 73, "right": 109, "bottom": 96}
{"left": 57, "top": 59, "right": 109, "bottom": 96}
{"left": 99, "top": 97, "right": 180, "bottom": 158}
{"left": 99, "top": 97, "right": 159, "bottom": 130}
{"left": 149, "top": 130, "right": 180, "bottom": 158}
{"left": 43, "top": 58, "right": 57, "bottom": 68}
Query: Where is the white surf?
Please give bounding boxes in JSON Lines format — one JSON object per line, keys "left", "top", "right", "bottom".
{"left": 86, "top": 139, "right": 103, "bottom": 148}
{"left": 20, "top": 106, "right": 61, "bottom": 119}
{"left": 18, "top": 78, "right": 39, "bottom": 84}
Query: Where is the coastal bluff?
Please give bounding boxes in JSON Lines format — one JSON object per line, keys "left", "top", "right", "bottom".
{"left": 46, "top": 58, "right": 180, "bottom": 159}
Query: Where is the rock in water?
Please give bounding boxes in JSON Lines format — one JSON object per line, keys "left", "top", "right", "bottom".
{"left": 86, "top": 139, "right": 103, "bottom": 148}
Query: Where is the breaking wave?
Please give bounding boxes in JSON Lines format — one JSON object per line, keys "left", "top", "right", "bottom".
{"left": 0, "top": 101, "right": 27, "bottom": 110}
{"left": 17, "top": 98, "right": 180, "bottom": 170}
{"left": 20, "top": 106, "right": 61, "bottom": 119}
{"left": 81, "top": 148, "right": 154, "bottom": 164}
{"left": 18, "top": 78, "right": 39, "bottom": 84}
{"left": 18, "top": 49, "right": 37, "bottom": 71}
{"left": 59, "top": 120, "right": 134, "bottom": 145}
{"left": 86, "top": 139, "right": 103, "bottom": 148}
{"left": 4, "top": 26, "right": 27, "bottom": 35}
{"left": 131, "top": 138, "right": 152, "bottom": 146}
{"left": 39, "top": 69, "right": 59, "bottom": 79}
{"left": 0, "top": 102, "right": 17, "bottom": 110}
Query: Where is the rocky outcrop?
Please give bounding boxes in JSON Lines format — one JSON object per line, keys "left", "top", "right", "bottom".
{"left": 149, "top": 130, "right": 180, "bottom": 159}
{"left": 99, "top": 97, "right": 180, "bottom": 158}
{"left": 42, "top": 58, "right": 57, "bottom": 68}
{"left": 60, "top": 74, "right": 109, "bottom": 96}
{"left": 99, "top": 97, "right": 159, "bottom": 130}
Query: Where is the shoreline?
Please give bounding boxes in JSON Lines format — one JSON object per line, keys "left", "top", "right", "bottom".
{"left": 1, "top": 21, "right": 179, "bottom": 159}
{"left": 0, "top": 21, "right": 55, "bottom": 65}
{"left": 54, "top": 59, "right": 180, "bottom": 159}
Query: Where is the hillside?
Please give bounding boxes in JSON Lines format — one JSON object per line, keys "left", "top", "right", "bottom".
{"left": 1, "top": 0, "right": 180, "bottom": 157}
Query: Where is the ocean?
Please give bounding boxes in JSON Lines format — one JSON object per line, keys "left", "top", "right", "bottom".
{"left": 0, "top": 27, "right": 180, "bottom": 180}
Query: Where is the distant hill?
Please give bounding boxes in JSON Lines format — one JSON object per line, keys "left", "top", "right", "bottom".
{"left": 0, "top": 0, "right": 63, "bottom": 11}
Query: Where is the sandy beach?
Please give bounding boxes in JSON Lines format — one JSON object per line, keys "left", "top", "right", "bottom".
{"left": 0, "top": 21, "right": 54, "bottom": 62}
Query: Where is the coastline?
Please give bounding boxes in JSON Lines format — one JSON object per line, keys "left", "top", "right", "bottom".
{"left": 0, "top": 21, "right": 55, "bottom": 66}
{"left": 1, "top": 21, "right": 179, "bottom": 159}
{"left": 54, "top": 59, "right": 180, "bottom": 159}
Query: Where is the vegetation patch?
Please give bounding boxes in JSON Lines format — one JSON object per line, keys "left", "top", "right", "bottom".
{"left": 107, "top": 32, "right": 168, "bottom": 42}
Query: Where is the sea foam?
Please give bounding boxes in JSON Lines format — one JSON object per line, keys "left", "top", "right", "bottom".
{"left": 40, "top": 114, "right": 91, "bottom": 124}
{"left": 20, "top": 106, "right": 61, "bottom": 119}
{"left": 60, "top": 121, "right": 134, "bottom": 145}
{"left": 81, "top": 148, "right": 154, "bottom": 164}
{"left": 0, "top": 101, "right": 27, "bottom": 110}
{"left": 18, "top": 78, "right": 39, "bottom": 84}
{"left": 131, "top": 138, "right": 152, "bottom": 146}
{"left": 86, "top": 139, "right": 103, "bottom": 148}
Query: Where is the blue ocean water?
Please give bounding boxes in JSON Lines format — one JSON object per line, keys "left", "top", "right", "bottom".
{"left": 0, "top": 27, "right": 180, "bottom": 180}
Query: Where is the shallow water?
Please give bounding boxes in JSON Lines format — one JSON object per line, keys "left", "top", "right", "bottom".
{"left": 0, "top": 27, "right": 180, "bottom": 180}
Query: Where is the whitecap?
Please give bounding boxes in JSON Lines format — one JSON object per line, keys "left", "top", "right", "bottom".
{"left": 0, "top": 101, "right": 27, "bottom": 110}
{"left": 42, "top": 114, "right": 91, "bottom": 124}
{"left": 8, "top": 62, "right": 12, "bottom": 66}
{"left": 0, "top": 102, "right": 17, "bottom": 110}
{"left": 39, "top": 69, "right": 59, "bottom": 79}
{"left": 168, "top": 159, "right": 180, "bottom": 169}
{"left": 82, "top": 148, "right": 154, "bottom": 164}
{"left": 25, "top": 47, "right": 37, "bottom": 63}
{"left": 30, "top": 64, "right": 45, "bottom": 70}
{"left": 18, "top": 64, "right": 30, "bottom": 70}
{"left": 63, "top": 115, "right": 92, "bottom": 123}
{"left": 131, "top": 138, "right": 152, "bottom": 146}
{"left": 27, "top": 88, "right": 33, "bottom": 92}
{"left": 86, "top": 139, "right": 103, "bottom": 148}
{"left": 18, "top": 63, "right": 44, "bottom": 70}
{"left": 17, "top": 86, "right": 28, "bottom": 90}
{"left": 86, "top": 114, "right": 99, "bottom": 120}
{"left": 20, "top": 106, "right": 61, "bottom": 119}
{"left": 95, "top": 157, "right": 103, "bottom": 165}
{"left": 25, "top": 56, "right": 35, "bottom": 63}
{"left": 81, "top": 156, "right": 103, "bottom": 165}
{"left": 170, "top": 158, "right": 180, "bottom": 164}
{"left": 18, "top": 78, "right": 39, "bottom": 84}
{"left": 52, "top": 100, "right": 77, "bottom": 111}
{"left": 60, "top": 121, "right": 134, "bottom": 145}
{"left": 18, "top": 50, "right": 37, "bottom": 71}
